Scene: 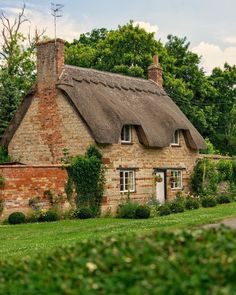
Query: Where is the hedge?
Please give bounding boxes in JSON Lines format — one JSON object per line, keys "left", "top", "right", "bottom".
{"left": 1, "top": 227, "right": 236, "bottom": 294}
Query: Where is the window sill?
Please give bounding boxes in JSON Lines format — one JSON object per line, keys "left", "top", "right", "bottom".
{"left": 121, "top": 142, "right": 133, "bottom": 145}
{"left": 170, "top": 145, "right": 181, "bottom": 148}
{"left": 171, "top": 187, "right": 183, "bottom": 191}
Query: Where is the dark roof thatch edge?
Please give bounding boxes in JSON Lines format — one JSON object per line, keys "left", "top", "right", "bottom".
{"left": 1, "top": 88, "right": 36, "bottom": 147}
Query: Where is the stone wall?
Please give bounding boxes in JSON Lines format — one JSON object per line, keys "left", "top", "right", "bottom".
{"left": 101, "top": 127, "right": 198, "bottom": 212}
{"left": 7, "top": 90, "right": 199, "bottom": 214}
{"left": 0, "top": 165, "right": 67, "bottom": 219}
{"left": 8, "top": 91, "right": 94, "bottom": 164}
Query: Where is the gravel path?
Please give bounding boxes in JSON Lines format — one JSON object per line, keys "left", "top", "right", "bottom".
{"left": 204, "top": 217, "right": 236, "bottom": 228}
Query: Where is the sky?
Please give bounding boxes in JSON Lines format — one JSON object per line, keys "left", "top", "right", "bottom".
{"left": 0, "top": 0, "right": 236, "bottom": 74}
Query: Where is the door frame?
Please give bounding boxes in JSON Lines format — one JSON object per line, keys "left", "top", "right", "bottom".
{"left": 154, "top": 168, "right": 167, "bottom": 202}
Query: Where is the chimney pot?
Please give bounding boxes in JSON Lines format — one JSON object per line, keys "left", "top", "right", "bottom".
{"left": 153, "top": 54, "right": 158, "bottom": 65}
{"left": 148, "top": 54, "right": 163, "bottom": 87}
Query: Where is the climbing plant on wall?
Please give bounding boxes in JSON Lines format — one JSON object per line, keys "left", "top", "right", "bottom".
{"left": 64, "top": 145, "right": 105, "bottom": 215}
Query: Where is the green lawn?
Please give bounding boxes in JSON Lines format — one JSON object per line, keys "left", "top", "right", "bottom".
{"left": 1, "top": 202, "right": 236, "bottom": 260}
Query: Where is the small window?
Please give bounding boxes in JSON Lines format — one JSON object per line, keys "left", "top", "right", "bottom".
{"left": 121, "top": 125, "right": 131, "bottom": 143}
{"left": 171, "top": 130, "right": 180, "bottom": 146}
{"left": 120, "top": 170, "right": 135, "bottom": 192}
{"left": 170, "top": 170, "right": 182, "bottom": 189}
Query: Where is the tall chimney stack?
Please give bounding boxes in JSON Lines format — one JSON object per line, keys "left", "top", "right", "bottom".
{"left": 148, "top": 55, "right": 163, "bottom": 87}
{"left": 36, "top": 38, "right": 64, "bottom": 91}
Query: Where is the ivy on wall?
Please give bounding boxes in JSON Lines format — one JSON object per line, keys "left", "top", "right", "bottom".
{"left": 191, "top": 158, "right": 236, "bottom": 196}
{"left": 64, "top": 145, "right": 105, "bottom": 215}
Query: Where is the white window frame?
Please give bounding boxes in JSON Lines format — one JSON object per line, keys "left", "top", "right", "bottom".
{"left": 121, "top": 125, "right": 132, "bottom": 143}
{"left": 120, "top": 170, "right": 135, "bottom": 193}
{"left": 171, "top": 130, "right": 180, "bottom": 146}
{"left": 170, "top": 170, "right": 182, "bottom": 190}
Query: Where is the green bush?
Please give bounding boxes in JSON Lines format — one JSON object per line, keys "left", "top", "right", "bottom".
{"left": 135, "top": 205, "right": 150, "bottom": 219}
{"left": 169, "top": 199, "right": 185, "bottom": 213}
{"left": 0, "top": 147, "right": 11, "bottom": 163}
{"left": 185, "top": 197, "right": 200, "bottom": 210}
{"left": 191, "top": 159, "right": 219, "bottom": 196}
{"left": 201, "top": 196, "right": 217, "bottom": 208}
{"left": 1, "top": 227, "right": 236, "bottom": 294}
{"left": 65, "top": 145, "right": 105, "bottom": 214}
{"left": 43, "top": 210, "right": 59, "bottom": 222}
{"left": 158, "top": 204, "right": 171, "bottom": 216}
{"left": 216, "top": 195, "right": 231, "bottom": 204}
{"left": 74, "top": 207, "right": 93, "bottom": 219}
{"left": 117, "top": 202, "right": 139, "bottom": 219}
{"left": 8, "top": 212, "right": 26, "bottom": 224}
{"left": 0, "top": 199, "right": 4, "bottom": 215}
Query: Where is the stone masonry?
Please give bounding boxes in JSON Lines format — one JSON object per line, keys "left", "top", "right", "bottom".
{"left": 2, "top": 39, "right": 200, "bottom": 216}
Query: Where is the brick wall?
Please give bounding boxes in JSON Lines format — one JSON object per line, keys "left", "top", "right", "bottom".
{"left": 0, "top": 165, "right": 67, "bottom": 219}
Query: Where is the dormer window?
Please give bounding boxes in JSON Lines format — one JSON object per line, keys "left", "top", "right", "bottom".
{"left": 121, "top": 125, "right": 132, "bottom": 143}
{"left": 171, "top": 130, "right": 180, "bottom": 146}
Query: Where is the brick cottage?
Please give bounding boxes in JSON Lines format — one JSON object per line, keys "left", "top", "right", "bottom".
{"left": 0, "top": 39, "right": 206, "bottom": 216}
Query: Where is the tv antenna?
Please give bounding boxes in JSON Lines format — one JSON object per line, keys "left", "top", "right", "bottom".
{"left": 51, "top": 3, "right": 64, "bottom": 44}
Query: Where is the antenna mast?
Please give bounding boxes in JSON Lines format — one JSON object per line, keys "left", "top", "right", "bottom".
{"left": 51, "top": 3, "right": 64, "bottom": 44}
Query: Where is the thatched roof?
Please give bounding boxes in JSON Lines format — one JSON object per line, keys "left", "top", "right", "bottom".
{"left": 57, "top": 65, "right": 206, "bottom": 149}
{"left": 1, "top": 65, "right": 206, "bottom": 150}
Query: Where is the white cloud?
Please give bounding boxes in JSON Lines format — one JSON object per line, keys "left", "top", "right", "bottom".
{"left": 192, "top": 42, "right": 236, "bottom": 74}
{"left": 0, "top": 5, "right": 87, "bottom": 42}
{"left": 133, "top": 21, "right": 159, "bottom": 34}
{"left": 224, "top": 36, "right": 236, "bottom": 45}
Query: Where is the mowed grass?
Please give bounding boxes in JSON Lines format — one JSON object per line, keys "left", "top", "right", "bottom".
{"left": 1, "top": 202, "right": 236, "bottom": 260}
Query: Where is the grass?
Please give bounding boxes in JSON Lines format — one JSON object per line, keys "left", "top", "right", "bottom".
{"left": 1, "top": 202, "right": 236, "bottom": 260}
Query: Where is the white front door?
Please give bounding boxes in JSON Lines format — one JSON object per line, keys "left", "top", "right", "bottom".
{"left": 156, "top": 171, "right": 165, "bottom": 204}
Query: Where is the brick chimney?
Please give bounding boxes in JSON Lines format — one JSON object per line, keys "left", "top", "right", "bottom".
{"left": 35, "top": 39, "right": 66, "bottom": 164}
{"left": 148, "top": 55, "right": 163, "bottom": 87}
{"left": 36, "top": 38, "right": 64, "bottom": 91}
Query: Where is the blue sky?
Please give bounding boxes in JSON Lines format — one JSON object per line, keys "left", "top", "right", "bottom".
{"left": 0, "top": 0, "right": 236, "bottom": 73}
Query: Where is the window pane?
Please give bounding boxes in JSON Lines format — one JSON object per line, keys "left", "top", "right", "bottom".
{"left": 171, "top": 130, "right": 179, "bottom": 145}
{"left": 170, "top": 170, "right": 182, "bottom": 189}
{"left": 120, "top": 170, "right": 135, "bottom": 192}
{"left": 120, "top": 171, "right": 124, "bottom": 191}
{"left": 121, "top": 125, "right": 131, "bottom": 142}
{"left": 124, "top": 171, "right": 128, "bottom": 191}
{"left": 129, "top": 171, "right": 134, "bottom": 191}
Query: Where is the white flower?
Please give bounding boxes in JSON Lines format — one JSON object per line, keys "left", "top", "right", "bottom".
{"left": 86, "top": 262, "right": 98, "bottom": 272}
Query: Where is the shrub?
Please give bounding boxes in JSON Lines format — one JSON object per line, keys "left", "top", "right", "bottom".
{"left": 74, "top": 207, "right": 93, "bottom": 219}
{"left": 65, "top": 145, "right": 105, "bottom": 214}
{"left": 43, "top": 210, "right": 59, "bottom": 222}
{"left": 201, "top": 196, "right": 217, "bottom": 208}
{"left": 169, "top": 199, "right": 185, "bottom": 213}
{"left": 0, "top": 176, "right": 5, "bottom": 189}
{"left": 2, "top": 227, "right": 236, "bottom": 294}
{"left": 8, "top": 212, "right": 26, "bottom": 225}
{"left": 0, "top": 199, "right": 4, "bottom": 215}
{"left": 185, "top": 197, "right": 200, "bottom": 210}
{"left": 191, "top": 159, "right": 219, "bottom": 196}
{"left": 117, "top": 202, "right": 139, "bottom": 219}
{"left": 135, "top": 205, "right": 150, "bottom": 219}
{"left": 159, "top": 204, "right": 171, "bottom": 216}
{"left": 216, "top": 195, "right": 231, "bottom": 204}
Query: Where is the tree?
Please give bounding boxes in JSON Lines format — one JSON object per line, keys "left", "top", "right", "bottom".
{"left": 207, "top": 64, "right": 236, "bottom": 155}
{"left": 0, "top": 5, "right": 44, "bottom": 135}
{"left": 65, "top": 21, "right": 164, "bottom": 78}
